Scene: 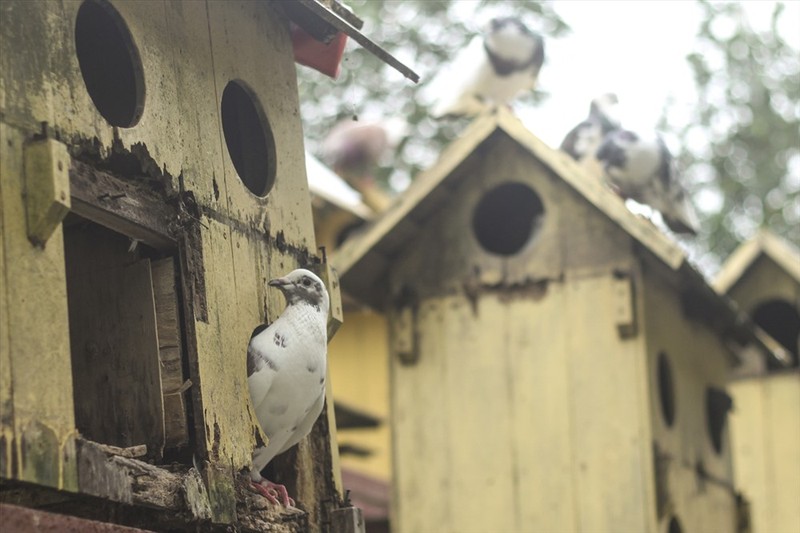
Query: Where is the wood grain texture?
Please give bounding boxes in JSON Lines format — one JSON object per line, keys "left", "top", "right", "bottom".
{"left": 68, "top": 161, "right": 176, "bottom": 250}
{"left": 23, "top": 138, "right": 71, "bottom": 246}
{"left": 64, "top": 225, "right": 164, "bottom": 458}
{"left": 0, "top": 123, "right": 76, "bottom": 489}
{"left": 150, "top": 257, "right": 189, "bottom": 450}
{"left": 390, "top": 277, "right": 652, "bottom": 533}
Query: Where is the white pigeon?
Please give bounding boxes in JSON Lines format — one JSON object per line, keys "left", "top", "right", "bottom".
{"left": 595, "top": 129, "right": 700, "bottom": 235}
{"left": 560, "top": 93, "right": 621, "bottom": 162}
{"left": 427, "top": 17, "right": 545, "bottom": 118}
{"left": 247, "top": 268, "right": 329, "bottom": 506}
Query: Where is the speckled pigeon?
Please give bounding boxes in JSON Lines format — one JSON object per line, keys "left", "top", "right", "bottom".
{"left": 596, "top": 129, "right": 699, "bottom": 235}
{"left": 247, "top": 268, "right": 329, "bottom": 506}
{"left": 428, "top": 16, "right": 545, "bottom": 118}
{"left": 560, "top": 93, "right": 621, "bottom": 162}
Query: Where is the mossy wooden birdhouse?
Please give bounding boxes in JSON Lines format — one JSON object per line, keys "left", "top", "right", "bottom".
{"left": 333, "top": 107, "right": 779, "bottom": 533}
{"left": 714, "top": 230, "right": 800, "bottom": 533}
{"left": 0, "top": 0, "right": 415, "bottom": 530}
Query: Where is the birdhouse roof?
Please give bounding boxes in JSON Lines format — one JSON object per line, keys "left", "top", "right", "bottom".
{"left": 332, "top": 107, "right": 782, "bottom": 363}
{"left": 305, "top": 151, "right": 372, "bottom": 219}
{"left": 713, "top": 229, "right": 800, "bottom": 295}
{"left": 280, "top": 0, "right": 419, "bottom": 82}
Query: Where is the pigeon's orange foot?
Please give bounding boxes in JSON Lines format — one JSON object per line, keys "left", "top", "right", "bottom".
{"left": 251, "top": 479, "right": 295, "bottom": 507}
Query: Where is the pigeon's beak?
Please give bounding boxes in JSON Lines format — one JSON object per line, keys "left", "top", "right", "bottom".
{"left": 268, "top": 277, "right": 291, "bottom": 288}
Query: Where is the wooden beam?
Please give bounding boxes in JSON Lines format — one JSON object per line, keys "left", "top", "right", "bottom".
{"left": 24, "top": 138, "right": 71, "bottom": 246}
{"left": 0, "top": 503, "right": 150, "bottom": 533}
{"left": 283, "top": 0, "right": 419, "bottom": 83}
{"left": 68, "top": 160, "right": 176, "bottom": 249}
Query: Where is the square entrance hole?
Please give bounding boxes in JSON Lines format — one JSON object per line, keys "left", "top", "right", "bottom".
{"left": 63, "top": 216, "right": 191, "bottom": 461}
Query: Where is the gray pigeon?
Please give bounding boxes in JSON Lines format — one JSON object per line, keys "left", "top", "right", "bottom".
{"left": 596, "top": 129, "right": 699, "bottom": 235}
{"left": 247, "top": 268, "right": 329, "bottom": 506}
{"left": 429, "top": 17, "right": 545, "bottom": 118}
{"left": 560, "top": 93, "right": 621, "bottom": 162}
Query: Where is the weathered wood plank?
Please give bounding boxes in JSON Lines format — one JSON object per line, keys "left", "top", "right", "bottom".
{"left": 76, "top": 438, "right": 208, "bottom": 517}
{"left": 0, "top": 126, "right": 12, "bottom": 480}
{"left": 64, "top": 226, "right": 165, "bottom": 458}
{"left": 566, "top": 275, "right": 651, "bottom": 531}
{"left": 0, "top": 503, "right": 151, "bottom": 533}
{"left": 151, "top": 257, "right": 189, "bottom": 449}
{"left": 504, "top": 289, "right": 577, "bottom": 530}
{"left": 390, "top": 299, "right": 452, "bottom": 532}
{"left": 329, "top": 506, "right": 365, "bottom": 533}
{"left": 0, "top": 123, "right": 76, "bottom": 489}
{"left": 23, "top": 138, "right": 71, "bottom": 246}
{"left": 69, "top": 160, "right": 176, "bottom": 250}
{"left": 730, "top": 375, "right": 800, "bottom": 533}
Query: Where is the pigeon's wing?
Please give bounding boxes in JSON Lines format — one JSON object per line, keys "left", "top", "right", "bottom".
{"left": 247, "top": 323, "right": 279, "bottom": 414}
{"left": 276, "top": 390, "right": 326, "bottom": 456}
{"left": 560, "top": 122, "right": 587, "bottom": 160}
{"left": 561, "top": 121, "right": 605, "bottom": 163}
{"left": 250, "top": 323, "right": 270, "bottom": 340}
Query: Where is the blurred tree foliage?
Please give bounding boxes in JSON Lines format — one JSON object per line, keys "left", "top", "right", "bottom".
{"left": 661, "top": 0, "right": 800, "bottom": 270}
{"left": 296, "top": 0, "right": 569, "bottom": 191}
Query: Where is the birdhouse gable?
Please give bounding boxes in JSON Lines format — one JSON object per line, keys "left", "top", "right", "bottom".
{"left": 334, "top": 108, "right": 779, "bottom": 365}
{"left": 715, "top": 231, "right": 800, "bottom": 373}
{"left": 334, "top": 107, "right": 686, "bottom": 295}
{"left": 713, "top": 229, "right": 800, "bottom": 295}
{"left": 380, "top": 131, "right": 640, "bottom": 306}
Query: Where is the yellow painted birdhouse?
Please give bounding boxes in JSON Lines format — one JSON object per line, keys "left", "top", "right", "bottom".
{"left": 306, "top": 154, "right": 393, "bottom": 529}
{"left": 333, "top": 107, "right": 779, "bottom": 533}
{"left": 0, "top": 0, "right": 415, "bottom": 530}
{"left": 714, "top": 230, "right": 800, "bottom": 533}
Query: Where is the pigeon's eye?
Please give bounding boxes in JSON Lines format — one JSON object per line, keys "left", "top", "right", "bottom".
{"left": 302, "top": 277, "right": 312, "bottom": 287}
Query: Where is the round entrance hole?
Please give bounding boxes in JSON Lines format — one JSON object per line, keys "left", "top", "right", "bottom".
{"left": 657, "top": 352, "right": 676, "bottom": 428}
{"left": 667, "top": 515, "right": 683, "bottom": 533}
{"left": 472, "top": 182, "right": 544, "bottom": 256}
{"left": 705, "top": 386, "right": 732, "bottom": 455}
{"left": 75, "top": 0, "right": 145, "bottom": 127}
{"left": 220, "top": 80, "right": 276, "bottom": 197}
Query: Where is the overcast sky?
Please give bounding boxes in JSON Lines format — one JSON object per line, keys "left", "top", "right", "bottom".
{"left": 519, "top": 0, "right": 799, "bottom": 148}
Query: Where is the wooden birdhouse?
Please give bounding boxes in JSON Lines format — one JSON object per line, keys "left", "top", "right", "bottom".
{"left": 0, "top": 0, "right": 415, "bottom": 530}
{"left": 332, "top": 108, "right": 779, "bottom": 533}
{"left": 714, "top": 230, "right": 800, "bottom": 533}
